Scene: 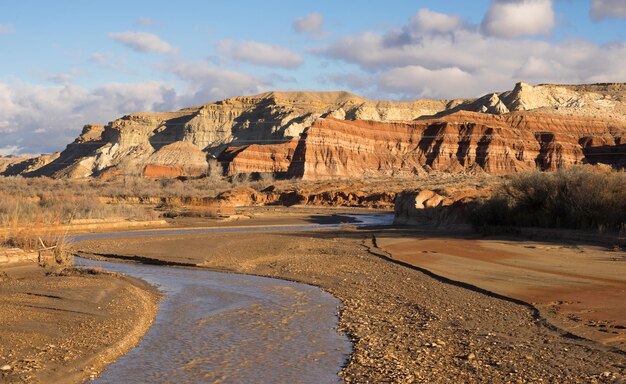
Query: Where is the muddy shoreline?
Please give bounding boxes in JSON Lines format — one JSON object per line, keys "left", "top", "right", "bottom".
{"left": 76, "top": 228, "right": 626, "bottom": 383}
{"left": 0, "top": 266, "right": 160, "bottom": 384}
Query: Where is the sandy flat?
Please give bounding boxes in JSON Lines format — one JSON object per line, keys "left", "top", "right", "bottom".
{"left": 0, "top": 266, "right": 159, "bottom": 384}
{"left": 376, "top": 231, "right": 626, "bottom": 350}
{"left": 75, "top": 224, "right": 626, "bottom": 383}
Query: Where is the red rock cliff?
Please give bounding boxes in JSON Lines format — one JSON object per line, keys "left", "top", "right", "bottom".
{"left": 222, "top": 111, "right": 625, "bottom": 179}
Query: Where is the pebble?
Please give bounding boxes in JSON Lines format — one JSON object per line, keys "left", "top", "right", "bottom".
{"left": 465, "top": 353, "right": 476, "bottom": 360}
{"left": 0, "top": 365, "right": 11, "bottom": 371}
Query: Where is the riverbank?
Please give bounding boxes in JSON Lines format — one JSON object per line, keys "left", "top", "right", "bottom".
{"left": 0, "top": 265, "right": 159, "bottom": 384}
{"left": 375, "top": 228, "right": 626, "bottom": 352}
{"left": 75, "top": 228, "right": 626, "bottom": 383}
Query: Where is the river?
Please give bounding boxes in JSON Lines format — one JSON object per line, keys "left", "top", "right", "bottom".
{"left": 72, "top": 213, "right": 393, "bottom": 383}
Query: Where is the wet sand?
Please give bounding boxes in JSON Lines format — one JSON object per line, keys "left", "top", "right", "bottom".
{"left": 0, "top": 267, "right": 159, "bottom": 384}
{"left": 376, "top": 231, "right": 626, "bottom": 351}
{"left": 75, "top": 227, "right": 626, "bottom": 383}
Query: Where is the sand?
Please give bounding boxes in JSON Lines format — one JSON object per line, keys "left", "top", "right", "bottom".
{"left": 74, "top": 222, "right": 626, "bottom": 383}
{"left": 0, "top": 266, "right": 159, "bottom": 384}
{"left": 375, "top": 229, "right": 626, "bottom": 351}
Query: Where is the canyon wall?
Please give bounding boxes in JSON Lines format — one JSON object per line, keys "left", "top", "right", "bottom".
{"left": 226, "top": 112, "right": 625, "bottom": 179}
{"left": 3, "top": 82, "right": 625, "bottom": 179}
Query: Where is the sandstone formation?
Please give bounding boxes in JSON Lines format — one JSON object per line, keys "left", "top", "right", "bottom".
{"left": 394, "top": 188, "right": 491, "bottom": 226}
{"left": 220, "top": 139, "right": 299, "bottom": 176}
{"left": 228, "top": 111, "right": 623, "bottom": 179}
{"left": 4, "top": 82, "right": 625, "bottom": 179}
{"left": 144, "top": 142, "right": 209, "bottom": 177}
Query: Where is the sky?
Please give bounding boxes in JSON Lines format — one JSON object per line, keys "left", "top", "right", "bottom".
{"left": 1, "top": 0, "right": 625, "bottom": 155}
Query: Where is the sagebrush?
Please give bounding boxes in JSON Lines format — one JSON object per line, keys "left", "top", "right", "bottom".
{"left": 471, "top": 167, "right": 626, "bottom": 231}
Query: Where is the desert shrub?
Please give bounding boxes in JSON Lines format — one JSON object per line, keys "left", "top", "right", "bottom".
{"left": 186, "top": 201, "right": 222, "bottom": 218}
{"left": 0, "top": 177, "right": 158, "bottom": 250}
{"left": 472, "top": 166, "right": 626, "bottom": 231}
{"left": 470, "top": 196, "right": 512, "bottom": 227}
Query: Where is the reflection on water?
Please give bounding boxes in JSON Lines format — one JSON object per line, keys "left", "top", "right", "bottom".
{"left": 70, "top": 213, "right": 395, "bottom": 243}
{"left": 76, "top": 258, "right": 352, "bottom": 383}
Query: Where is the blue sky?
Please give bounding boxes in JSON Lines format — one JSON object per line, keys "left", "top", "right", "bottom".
{"left": 1, "top": 0, "right": 625, "bottom": 154}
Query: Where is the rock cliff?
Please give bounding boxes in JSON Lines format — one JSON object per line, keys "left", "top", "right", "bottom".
{"left": 394, "top": 188, "right": 492, "bottom": 226}
{"left": 228, "top": 111, "right": 624, "bottom": 179}
{"left": 5, "top": 82, "right": 625, "bottom": 179}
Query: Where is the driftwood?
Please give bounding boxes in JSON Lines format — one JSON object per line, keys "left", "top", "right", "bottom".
{"left": 37, "top": 237, "right": 68, "bottom": 267}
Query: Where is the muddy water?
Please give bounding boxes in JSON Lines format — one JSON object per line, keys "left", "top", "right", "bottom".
{"left": 77, "top": 257, "right": 351, "bottom": 383}
{"left": 71, "top": 215, "right": 394, "bottom": 383}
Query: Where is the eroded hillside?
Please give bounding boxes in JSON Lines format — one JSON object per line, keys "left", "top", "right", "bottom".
{"left": 3, "top": 82, "right": 625, "bottom": 179}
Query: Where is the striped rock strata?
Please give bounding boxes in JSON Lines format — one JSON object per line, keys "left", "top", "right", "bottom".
{"left": 224, "top": 111, "right": 625, "bottom": 179}
{"left": 3, "top": 82, "right": 625, "bottom": 179}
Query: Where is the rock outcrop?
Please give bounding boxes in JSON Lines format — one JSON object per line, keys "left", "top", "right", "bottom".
{"left": 5, "top": 82, "right": 626, "bottom": 179}
{"left": 0, "top": 153, "right": 60, "bottom": 176}
{"left": 144, "top": 142, "right": 209, "bottom": 177}
{"left": 394, "top": 188, "right": 491, "bottom": 226}
{"left": 219, "top": 139, "right": 300, "bottom": 176}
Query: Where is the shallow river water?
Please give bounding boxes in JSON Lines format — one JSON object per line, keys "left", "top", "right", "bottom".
{"left": 76, "top": 257, "right": 351, "bottom": 383}
{"left": 72, "top": 213, "right": 393, "bottom": 383}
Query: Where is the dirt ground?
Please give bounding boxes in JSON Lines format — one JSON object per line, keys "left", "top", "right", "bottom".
{"left": 0, "top": 266, "right": 159, "bottom": 384}
{"left": 75, "top": 223, "right": 626, "bottom": 383}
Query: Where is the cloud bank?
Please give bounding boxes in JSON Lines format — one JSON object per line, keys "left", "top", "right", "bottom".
{"left": 218, "top": 40, "right": 303, "bottom": 69}
{"left": 0, "top": 53, "right": 280, "bottom": 154}
{"left": 591, "top": 0, "right": 626, "bottom": 20}
{"left": 318, "top": 7, "right": 625, "bottom": 99}
{"left": 0, "top": 81, "right": 178, "bottom": 154}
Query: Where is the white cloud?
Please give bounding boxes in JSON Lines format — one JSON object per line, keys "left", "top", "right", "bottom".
{"left": 293, "top": 13, "right": 326, "bottom": 38}
{"left": 0, "top": 120, "right": 14, "bottom": 133}
{"left": 167, "top": 61, "right": 269, "bottom": 105}
{"left": 591, "top": 0, "right": 626, "bottom": 20}
{"left": 88, "top": 52, "right": 128, "bottom": 72}
{"left": 318, "top": 8, "right": 626, "bottom": 99}
{"left": 218, "top": 40, "right": 303, "bottom": 69}
{"left": 46, "top": 72, "right": 76, "bottom": 84}
{"left": 0, "top": 23, "right": 15, "bottom": 35}
{"left": 1, "top": 52, "right": 271, "bottom": 154}
{"left": 137, "top": 17, "right": 157, "bottom": 27}
{"left": 319, "top": 29, "right": 551, "bottom": 72}
{"left": 0, "top": 145, "right": 22, "bottom": 156}
{"left": 109, "top": 31, "right": 175, "bottom": 54}
{"left": 89, "top": 52, "right": 113, "bottom": 63}
{"left": 380, "top": 9, "right": 463, "bottom": 47}
{"left": 0, "top": 81, "right": 178, "bottom": 154}
{"left": 482, "top": 0, "right": 555, "bottom": 38}
{"left": 409, "top": 9, "right": 462, "bottom": 34}
{"left": 379, "top": 66, "right": 476, "bottom": 99}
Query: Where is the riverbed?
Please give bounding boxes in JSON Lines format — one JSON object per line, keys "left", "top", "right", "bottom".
{"left": 75, "top": 257, "right": 351, "bottom": 383}
{"left": 71, "top": 214, "right": 394, "bottom": 383}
